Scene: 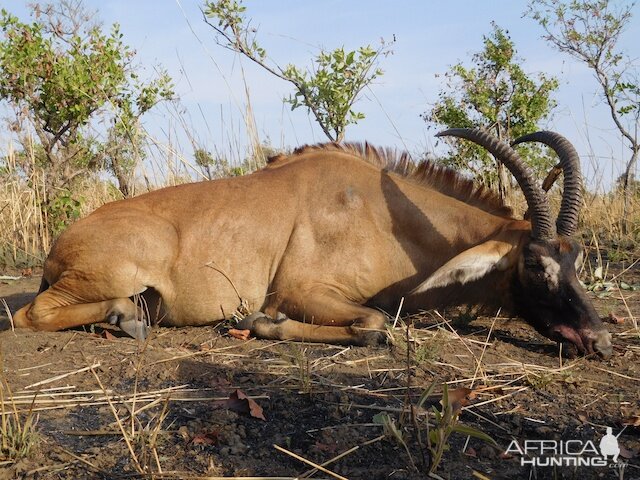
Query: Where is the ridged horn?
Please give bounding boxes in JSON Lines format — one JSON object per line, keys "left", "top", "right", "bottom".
{"left": 512, "top": 131, "right": 582, "bottom": 237}
{"left": 437, "top": 128, "right": 554, "bottom": 240}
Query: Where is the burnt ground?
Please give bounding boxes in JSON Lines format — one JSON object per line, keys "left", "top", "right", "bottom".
{"left": 0, "top": 266, "right": 638, "bottom": 480}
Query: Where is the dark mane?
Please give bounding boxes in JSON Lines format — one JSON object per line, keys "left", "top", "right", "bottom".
{"left": 270, "top": 142, "right": 512, "bottom": 217}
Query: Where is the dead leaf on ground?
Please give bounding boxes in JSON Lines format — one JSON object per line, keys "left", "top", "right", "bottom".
{"left": 606, "top": 312, "right": 625, "bottom": 324}
{"left": 619, "top": 445, "right": 635, "bottom": 459}
{"left": 623, "top": 415, "right": 640, "bottom": 427}
{"left": 21, "top": 268, "right": 33, "bottom": 277}
{"left": 446, "top": 387, "right": 476, "bottom": 413}
{"left": 101, "top": 330, "right": 116, "bottom": 340}
{"left": 225, "top": 389, "right": 266, "bottom": 421}
{"left": 191, "top": 430, "right": 220, "bottom": 446}
{"left": 228, "top": 328, "right": 251, "bottom": 341}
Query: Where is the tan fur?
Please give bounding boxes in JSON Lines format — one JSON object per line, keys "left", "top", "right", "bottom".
{"left": 14, "top": 144, "right": 527, "bottom": 345}
{"left": 281, "top": 142, "right": 512, "bottom": 217}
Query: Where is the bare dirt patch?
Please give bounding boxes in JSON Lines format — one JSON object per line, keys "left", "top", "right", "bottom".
{"left": 0, "top": 271, "right": 639, "bottom": 480}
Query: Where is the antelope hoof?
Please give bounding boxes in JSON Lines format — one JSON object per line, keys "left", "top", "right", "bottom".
{"left": 115, "top": 317, "right": 149, "bottom": 341}
{"left": 237, "top": 311, "right": 287, "bottom": 331}
{"left": 356, "top": 328, "right": 389, "bottom": 347}
{"left": 237, "top": 311, "right": 288, "bottom": 340}
{"left": 237, "top": 312, "right": 269, "bottom": 331}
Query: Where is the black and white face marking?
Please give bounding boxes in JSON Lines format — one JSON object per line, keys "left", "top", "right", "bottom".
{"left": 514, "top": 238, "right": 612, "bottom": 358}
{"left": 539, "top": 255, "right": 561, "bottom": 291}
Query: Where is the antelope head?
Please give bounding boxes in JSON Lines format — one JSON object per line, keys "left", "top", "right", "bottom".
{"left": 413, "top": 129, "right": 612, "bottom": 358}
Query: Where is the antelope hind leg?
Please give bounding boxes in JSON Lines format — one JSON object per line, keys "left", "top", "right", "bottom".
{"left": 239, "top": 290, "right": 388, "bottom": 346}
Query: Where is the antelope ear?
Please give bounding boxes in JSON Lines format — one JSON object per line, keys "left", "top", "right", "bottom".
{"left": 411, "top": 239, "right": 518, "bottom": 295}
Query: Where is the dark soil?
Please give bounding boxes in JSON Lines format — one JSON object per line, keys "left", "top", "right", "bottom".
{"left": 0, "top": 266, "right": 639, "bottom": 480}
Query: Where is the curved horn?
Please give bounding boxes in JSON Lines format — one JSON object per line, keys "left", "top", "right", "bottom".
{"left": 512, "top": 131, "right": 582, "bottom": 237}
{"left": 436, "top": 128, "right": 554, "bottom": 240}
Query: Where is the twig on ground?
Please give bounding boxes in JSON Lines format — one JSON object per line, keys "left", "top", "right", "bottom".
{"left": 90, "top": 366, "right": 143, "bottom": 473}
{"left": 24, "top": 363, "right": 101, "bottom": 390}
{"left": 273, "top": 444, "right": 348, "bottom": 480}
{"left": 300, "top": 434, "right": 386, "bottom": 478}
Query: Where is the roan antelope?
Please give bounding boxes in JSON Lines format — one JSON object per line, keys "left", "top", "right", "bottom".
{"left": 13, "top": 129, "right": 612, "bottom": 358}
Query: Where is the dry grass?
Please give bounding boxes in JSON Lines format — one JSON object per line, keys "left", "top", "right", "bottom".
{"left": 0, "top": 124, "right": 273, "bottom": 271}
{"left": 581, "top": 190, "right": 640, "bottom": 257}
{"left": 2, "top": 143, "right": 637, "bottom": 272}
{"left": 0, "top": 145, "right": 122, "bottom": 270}
{"left": 0, "top": 309, "right": 637, "bottom": 477}
{"left": 0, "top": 145, "right": 48, "bottom": 269}
{"left": 0, "top": 350, "right": 39, "bottom": 463}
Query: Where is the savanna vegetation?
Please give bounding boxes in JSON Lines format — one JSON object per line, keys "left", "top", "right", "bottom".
{"left": 0, "top": 0, "right": 637, "bottom": 271}
{"left": 0, "top": 1, "right": 638, "bottom": 479}
{"left": 0, "top": 0, "right": 637, "bottom": 274}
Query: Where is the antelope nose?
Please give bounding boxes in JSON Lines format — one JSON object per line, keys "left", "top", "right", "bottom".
{"left": 593, "top": 330, "right": 613, "bottom": 359}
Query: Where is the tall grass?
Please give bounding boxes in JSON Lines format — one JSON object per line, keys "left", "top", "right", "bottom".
{"left": 0, "top": 111, "right": 270, "bottom": 270}
{"left": 0, "top": 141, "right": 640, "bottom": 270}
{"left": 582, "top": 190, "right": 639, "bottom": 255}
{"left": 0, "top": 144, "right": 121, "bottom": 270}
{"left": 0, "top": 122, "right": 637, "bottom": 271}
{"left": 0, "top": 144, "right": 48, "bottom": 269}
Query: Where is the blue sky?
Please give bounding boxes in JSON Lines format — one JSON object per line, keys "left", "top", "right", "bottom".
{"left": 6, "top": 1, "right": 640, "bottom": 190}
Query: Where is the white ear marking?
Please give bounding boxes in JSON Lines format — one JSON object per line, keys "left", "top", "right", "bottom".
{"left": 410, "top": 239, "right": 516, "bottom": 296}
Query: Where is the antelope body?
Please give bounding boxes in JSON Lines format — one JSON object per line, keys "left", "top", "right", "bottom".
{"left": 14, "top": 130, "right": 612, "bottom": 357}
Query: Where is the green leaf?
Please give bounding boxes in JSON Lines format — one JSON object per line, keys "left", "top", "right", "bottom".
{"left": 423, "top": 22, "right": 559, "bottom": 186}
{"left": 372, "top": 412, "right": 389, "bottom": 425}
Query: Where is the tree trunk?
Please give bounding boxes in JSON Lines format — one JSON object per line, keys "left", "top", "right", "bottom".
{"left": 114, "top": 167, "right": 134, "bottom": 198}
{"left": 494, "top": 123, "right": 513, "bottom": 206}
{"left": 621, "top": 147, "right": 639, "bottom": 235}
{"left": 496, "top": 161, "right": 513, "bottom": 206}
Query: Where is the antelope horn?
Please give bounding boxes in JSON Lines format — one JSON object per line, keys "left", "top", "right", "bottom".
{"left": 436, "top": 128, "right": 554, "bottom": 240}
{"left": 512, "top": 131, "right": 582, "bottom": 237}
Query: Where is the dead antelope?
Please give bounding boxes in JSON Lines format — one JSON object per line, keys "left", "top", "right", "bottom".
{"left": 14, "top": 129, "right": 612, "bottom": 357}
